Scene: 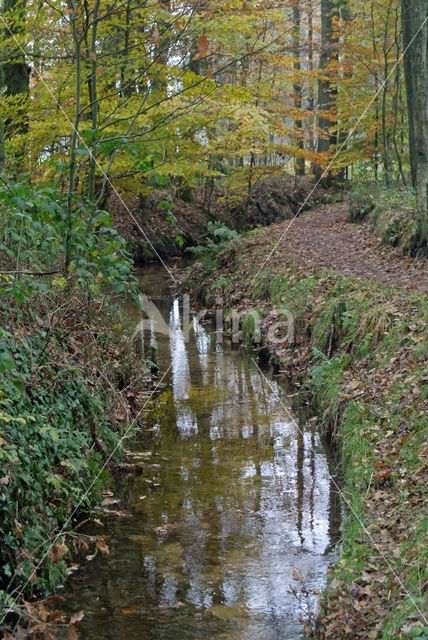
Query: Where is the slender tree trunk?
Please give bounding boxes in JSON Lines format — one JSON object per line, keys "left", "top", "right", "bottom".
{"left": 392, "top": 63, "right": 407, "bottom": 186}
{"left": 381, "top": 75, "right": 391, "bottom": 187}
{"left": 381, "top": 3, "right": 393, "bottom": 187}
{"left": 66, "top": 1, "right": 83, "bottom": 270}
{"left": 293, "top": 4, "right": 305, "bottom": 176}
{"left": 151, "top": 0, "right": 172, "bottom": 98}
{"left": 120, "top": 0, "right": 133, "bottom": 98}
{"left": 317, "top": 0, "right": 333, "bottom": 157}
{"left": 89, "top": 0, "right": 101, "bottom": 201}
{"left": 316, "top": 0, "right": 339, "bottom": 182}
{"left": 392, "top": 8, "right": 407, "bottom": 186}
{"left": 307, "top": 0, "right": 315, "bottom": 153}
{"left": 336, "top": 0, "right": 351, "bottom": 181}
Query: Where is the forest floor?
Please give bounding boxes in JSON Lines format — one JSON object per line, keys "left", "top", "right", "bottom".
{"left": 184, "top": 199, "right": 428, "bottom": 639}
{"left": 242, "top": 200, "right": 428, "bottom": 294}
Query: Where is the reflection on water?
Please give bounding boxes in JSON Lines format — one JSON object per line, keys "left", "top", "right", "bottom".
{"left": 170, "top": 299, "right": 198, "bottom": 437}
{"left": 60, "top": 267, "right": 340, "bottom": 640}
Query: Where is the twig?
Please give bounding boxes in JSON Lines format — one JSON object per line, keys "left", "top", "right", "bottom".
{"left": 0, "top": 270, "right": 62, "bottom": 276}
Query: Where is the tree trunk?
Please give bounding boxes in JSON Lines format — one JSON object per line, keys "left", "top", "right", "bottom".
{"left": 1, "top": 0, "right": 30, "bottom": 168}
{"left": 88, "top": 0, "right": 101, "bottom": 201}
{"left": 293, "top": 4, "right": 305, "bottom": 176}
{"left": 307, "top": 0, "right": 315, "bottom": 153}
{"left": 66, "top": 1, "right": 83, "bottom": 270}
{"left": 2, "top": 0, "right": 29, "bottom": 97}
{"left": 315, "top": 0, "right": 339, "bottom": 182}
{"left": 336, "top": 0, "right": 351, "bottom": 182}
{"left": 317, "top": 0, "right": 333, "bottom": 156}
{"left": 401, "top": 0, "right": 428, "bottom": 235}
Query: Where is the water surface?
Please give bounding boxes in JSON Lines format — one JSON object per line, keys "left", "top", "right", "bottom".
{"left": 60, "top": 266, "right": 340, "bottom": 639}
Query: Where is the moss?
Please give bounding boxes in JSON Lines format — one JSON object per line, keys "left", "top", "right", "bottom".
{"left": 242, "top": 310, "right": 262, "bottom": 347}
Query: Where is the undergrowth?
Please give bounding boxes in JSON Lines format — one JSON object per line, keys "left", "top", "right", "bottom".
{"left": 349, "top": 183, "right": 427, "bottom": 256}
{"left": 0, "top": 179, "right": 149, "bottom": 624}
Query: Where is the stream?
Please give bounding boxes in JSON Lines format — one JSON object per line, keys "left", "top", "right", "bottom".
{"left": 59, "top": 265, "right": 341, "bottom": 640}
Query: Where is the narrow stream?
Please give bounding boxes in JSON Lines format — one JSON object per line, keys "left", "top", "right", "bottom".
{"left": 60, "top": 266, "right": 341, "bottom": 639}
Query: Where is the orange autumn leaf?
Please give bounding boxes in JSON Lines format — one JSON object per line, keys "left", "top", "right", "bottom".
{"left": 197, "top": 33, "right": 209, "bottom": 58}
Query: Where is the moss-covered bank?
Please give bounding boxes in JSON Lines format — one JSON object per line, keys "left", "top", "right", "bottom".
{"left": 184, "top": 232, "right": 428, "bottom": 639}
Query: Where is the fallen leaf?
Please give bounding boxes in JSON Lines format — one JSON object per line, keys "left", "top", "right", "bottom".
{"left": 96, "top": 539, "right": 110, "bottom": 557}
{"left": 102, "top": 496, "right": 120, "bottom": 506}
{"left": 69, "top": 610, "right": 84, "bottom": 625}
{"left": 68, "top": 626, "right": 79, "bottom": 640}
{"left": 50, "top": 540, "right": 68, "bottom": 564}
{"left": 292, "top": 569, "right": 303, "bottom": 581}
{"left": 374, "top": 469, "right": 392, "bottom": 480}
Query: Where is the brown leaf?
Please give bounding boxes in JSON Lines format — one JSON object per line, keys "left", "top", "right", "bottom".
{"left": 47, "top": 609, "right": 64, "bottom": 622}
{"left": 152, "top": 26, "right": 160, "bottom": 48}
{"left": 29, "top": 567, "right": 38, "bottom": 584}
{"left": 114, "top": 407, "right": 127, "bottom": 421}
{"left": 69, "top": 610, "right": 84, "bottom": 625}
{"left": 89, "top": 51, "right": 97, "bottom": 61}
{"left": 196, "top": 33, "right": 209, "bottom": 58}
{"left": 68, "top": 626, "right": 79, "bottom": 640}
{"left": 47, "top": 594, "right": 66, "bottom": 604}
{"left": 102, "top": 496, "right": 120, "bottom": 506}
{"left": 50, "top": 540, "right": 68, "bottom": 564}
{"left": 374, "top": 469, "right": 392, "bottom": 480}
{"left": 96, "top": 539, "right": 110, "bottom": 557}
{"left": 23, "top": 600, "right": 48, "bottom": 622}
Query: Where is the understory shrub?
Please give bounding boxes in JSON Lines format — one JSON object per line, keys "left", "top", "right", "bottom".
{"left": 0, "top": 178, "right": 145, "bottom": 612}
{"left": 187, "top": 221, "right": 241, "bottom": 274}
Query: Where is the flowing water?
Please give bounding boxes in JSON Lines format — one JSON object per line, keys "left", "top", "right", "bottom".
{"left": 59, "top": 266, "right": 341, "bottom": 640}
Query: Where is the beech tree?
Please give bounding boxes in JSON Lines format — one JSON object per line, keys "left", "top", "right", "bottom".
{"left": 0, "top": 0, "right": 425, "bottom": 230}
{"left": 1, "top": 0, "right": 30, "bottom": 166}
{"left": 401, "top": 0, "right": 428, "bottom": 244}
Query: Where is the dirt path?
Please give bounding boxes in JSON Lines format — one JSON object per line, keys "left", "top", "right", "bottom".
{"left": 254, "top": 201, "right": 428, "bottom": 294}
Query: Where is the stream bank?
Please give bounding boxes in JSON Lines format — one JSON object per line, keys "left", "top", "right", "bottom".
{"left": 0, "top": 283, "right": 153, "bottom": 636}
{"left": 183, "top": 230, "right": 428, "bottom": 639}
{"left": 108, "top": 174, "right": 328, "bottom": 263}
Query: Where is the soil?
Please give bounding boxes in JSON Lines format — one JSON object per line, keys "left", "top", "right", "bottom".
{"left": 249, "top": 201, "right": 428, "bottom": 293}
